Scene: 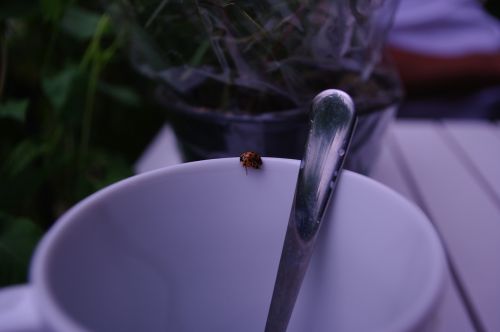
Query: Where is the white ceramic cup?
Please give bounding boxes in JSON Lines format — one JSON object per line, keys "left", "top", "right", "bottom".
{"left": 0, "top": 158, "right": 446, "bottom": 332}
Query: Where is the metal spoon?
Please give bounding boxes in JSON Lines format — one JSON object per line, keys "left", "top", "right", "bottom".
{"left": 264, "top": 89, "right": 357, "bottom": 332}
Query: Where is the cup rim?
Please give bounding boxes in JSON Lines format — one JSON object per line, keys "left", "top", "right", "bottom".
{"left": 29, "top": 158, "right": 446, "bottom": 332}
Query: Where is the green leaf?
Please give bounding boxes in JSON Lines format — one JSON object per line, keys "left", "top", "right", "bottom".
{"left": 60, "top": 6, "right": 102, "bottom": 40}
{"left": 188, "top": 39, "right": 211, "bottom": 67}
{"left": 0, "top": 99, "right": 29, "bottom": 122}
{"left": 98, "top": 82, "right": 141, "bottom": 107}
{"left": 0, "top": 213, "right": 42, "bottom": 286}
{"left": 40, "top": 0, "right": 66, "bottom": 22}
{"left": 42, "top": 65, "right": 80, "bottom": 111}
{"left": 3, "top": 140, "right": 47, "bottom": 176}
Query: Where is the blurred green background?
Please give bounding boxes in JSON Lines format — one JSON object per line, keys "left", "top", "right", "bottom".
{"left": 0, "top": 0, "right": 165, "bottom": 286}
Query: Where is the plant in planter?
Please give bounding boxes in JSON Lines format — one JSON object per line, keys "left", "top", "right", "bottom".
{"left": 118, "top": 0, "right": 403, "bottom": 174}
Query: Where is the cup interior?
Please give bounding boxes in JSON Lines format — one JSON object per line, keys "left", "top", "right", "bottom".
{"left": 33, "top": 158, "right": 445, "bottom": 332}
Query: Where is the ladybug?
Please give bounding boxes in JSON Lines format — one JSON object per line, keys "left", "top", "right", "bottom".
{"left": 240, "top": 151, "right": 263, "bottom": 174}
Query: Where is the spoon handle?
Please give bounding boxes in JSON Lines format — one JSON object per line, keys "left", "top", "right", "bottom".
{"left": 264, "top": 89, "right": 357, "bottom": 332}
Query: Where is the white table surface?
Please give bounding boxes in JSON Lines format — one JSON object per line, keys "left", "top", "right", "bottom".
{"left": 136, "top": 120, "right": 500, "bottom": 332}
{"left": 370, "top": 120, "right": 500, "bottom": 332}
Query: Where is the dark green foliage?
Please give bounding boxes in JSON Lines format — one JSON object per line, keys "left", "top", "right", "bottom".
{"left": 0, "top": 213, "right": 42, "bottom": 285}
{"left": 0, "top": 0, "right": 166, "bottom": 286}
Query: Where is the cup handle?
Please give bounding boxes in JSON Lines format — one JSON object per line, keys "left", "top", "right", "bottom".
{"left": 0, "top": 285, "right": 42, "bottom": 332}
